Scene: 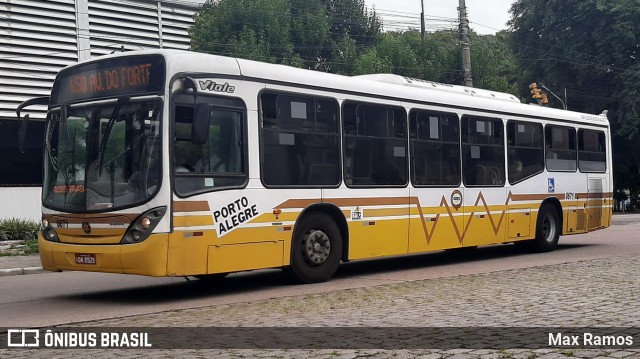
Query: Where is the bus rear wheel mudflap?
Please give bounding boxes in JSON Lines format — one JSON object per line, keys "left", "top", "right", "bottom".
{"left": 516, "top": 203, "right": 561, "bottom": 252}
{"left": 287, "top": 212, "right": 342, "bottom": 284}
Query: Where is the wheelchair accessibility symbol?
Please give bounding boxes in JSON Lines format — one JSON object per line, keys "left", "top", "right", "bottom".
{"left": 548, "top": 178, "right": 555, "bottom": 193}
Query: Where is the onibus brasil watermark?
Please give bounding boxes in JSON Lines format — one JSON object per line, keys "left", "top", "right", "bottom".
{"left": 4, "top": 327, "right": 638, "bottom": 349}
{"left": 6, "top": 329, "right": 151, "bottom": 348}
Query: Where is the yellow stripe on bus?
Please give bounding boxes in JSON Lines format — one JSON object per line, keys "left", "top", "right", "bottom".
{"left": 174, "top": 215, "right": 214, "bottom": 227}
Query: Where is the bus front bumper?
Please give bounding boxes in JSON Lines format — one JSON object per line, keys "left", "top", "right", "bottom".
{"left": 38, "top": 233, "right": 169, "bottom": 277}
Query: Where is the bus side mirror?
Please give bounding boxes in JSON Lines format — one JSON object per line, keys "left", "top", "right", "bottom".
{"left": 18, "top": 114, "right": 29, "bottom": 154}
{"left": 16, "top": 96, "right": 50, "bottom": 154}
{"left": 191, "top": 103, "right": 210, "bottom": 145}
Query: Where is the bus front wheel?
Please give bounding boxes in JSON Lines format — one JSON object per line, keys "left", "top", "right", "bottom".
{"left": 288, "top": 212, "right": 342, "bottom": 284}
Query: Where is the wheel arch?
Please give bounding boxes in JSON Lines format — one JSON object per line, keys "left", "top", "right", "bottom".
{"left": 540, "top": 196, "right": 563, "bottom": 231}
{"left": 293, "top": 203, "right": 349, "bottom": 262}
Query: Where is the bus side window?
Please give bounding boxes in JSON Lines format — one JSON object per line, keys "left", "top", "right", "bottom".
{"left": 545, "top": 125, "right": 577, "bottom": 172}
{"left": 507, "top": 121, "right": 544, "bottom": 184}
{"left": 259, "top": 92, "right": 340, "bottom": 187}
{"left": 578, "top": 129, "right": 606, "bottom": 172}
{"left": 409, "top": 109, "right": 460, "bottom": 187}
{"left": 173, "top": 99, "right": 247, "bottom": 196}
{"left": 343, "top": 102, "right": 407, "bottom": 187}
{"left": 462, "top": 116, "right": 504, "bottom": 186}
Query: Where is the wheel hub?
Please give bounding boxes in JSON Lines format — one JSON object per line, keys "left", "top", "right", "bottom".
{"left": 542, "top": 213, "right": 556, "bottom": 243}
{"left": 303, "top": 230, "right": 331, "bottom": 265}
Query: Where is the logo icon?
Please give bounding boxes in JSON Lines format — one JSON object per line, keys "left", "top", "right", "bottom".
{"left": 450, "top": 190, "right": 463, "bottom": 209}
{"left": 82, "top": 221, "right": 92, "bottom": 234}
{"left": 7, "top": 329, "right": 40, "bottom": 347}
{"left": 548, "top": 178, "right": 555, "bottom": 193}
{"left": 351, "top": 206, "right": 362, "bottom": 220}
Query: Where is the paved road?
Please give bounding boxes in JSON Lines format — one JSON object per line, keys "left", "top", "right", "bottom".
{"left": 1, "top": 222, "right": 639, "bottom": 328}
{"left": 4, "top": 254, "right": 639, "bottom": 358}
{"left": 1, "top": 218, "right": 639, "bottom": 358}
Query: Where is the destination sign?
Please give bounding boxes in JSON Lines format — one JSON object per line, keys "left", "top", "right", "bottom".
{"left": 52, "top": 55, "right": 165, "bottom": 104}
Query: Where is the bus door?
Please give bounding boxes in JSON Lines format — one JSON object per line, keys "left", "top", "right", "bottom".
{"left": 169, "top": 89, "right": 250, "bottom": 276}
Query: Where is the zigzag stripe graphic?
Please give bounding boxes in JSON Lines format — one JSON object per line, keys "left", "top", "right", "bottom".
{"left": 275, "top": 191, "right": 585, "bottom": 246}
{"left": 418, "top": 191, "right": 513, "bottom": 245}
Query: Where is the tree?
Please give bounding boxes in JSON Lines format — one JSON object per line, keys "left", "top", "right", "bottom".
{"left": 190, "top": 0, "right": 292, "bottom": 62}
{"left": 346, "top": 29, "right": 519, "bottom": 97}
{"left": 190, "top": 0, "right": 382, "bottom": 71}
{"left": 509, "top": 0, "right": 640, "bottom": 200}
{"left": 469, "top": 32, "right": 519, "bottom": 95}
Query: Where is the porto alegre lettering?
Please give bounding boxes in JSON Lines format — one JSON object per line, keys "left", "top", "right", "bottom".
{"left": 213, "top": 197, "right": 259, "bottom": 235}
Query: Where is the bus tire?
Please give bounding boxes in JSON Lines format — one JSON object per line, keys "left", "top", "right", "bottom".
{"left": 532, "top": 203, "right": 560, "bottom": 252}
{"left": 289, "top": 212, "right": 342, "bottom": 284}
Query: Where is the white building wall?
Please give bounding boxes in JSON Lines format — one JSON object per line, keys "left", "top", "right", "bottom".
{"left": 0, "top": 0, "right": 79, "bottom": 118}
{"left": 0, "top": 0, "right": 202, "bottom": 120}
{"left": 0, "top": 0, "right": 203, "bottom": 220}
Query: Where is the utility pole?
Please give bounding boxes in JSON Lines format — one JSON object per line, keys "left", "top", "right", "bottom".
{"left": 458, "top": 0, "right": 473, "bottom": 87}
{"left": 420, "top": 0, "right": 425, "bottom": 42}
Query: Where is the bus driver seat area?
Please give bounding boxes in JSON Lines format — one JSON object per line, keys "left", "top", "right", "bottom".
{"left": 175, "top": 142, "right": 201, "bottom": 173}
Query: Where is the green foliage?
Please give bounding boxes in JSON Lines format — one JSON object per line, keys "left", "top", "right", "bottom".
{"left": 330, "top": 35, "right": 358, "bottom": 74}
{"left": 190, "top": 0, "right": 382, "bottom": 70}
{"left": 0, "top": 239, "right": 39, "bottom": 256}
{"left": 470, "top": 32, "right": 519, "bottom": 96}
{"left": 189, "top": 0, "right": 520, "bottom": 97}
{"left": 347, "top": 29, "right": 519, "bottom": 96}
{"left": 353, "top": 48, "right": 392, "bottom": 75}
{"left": 0, "top": 218, "right": 39, "bottom": 242}
{"left": 509, "top": 0, "right": 640, "bottom": 203}
{"left": 191, "top": 0, "right": 291, "bottom": 61}
{"left": 418, "top": 30, "right": 461, "bottom": 83}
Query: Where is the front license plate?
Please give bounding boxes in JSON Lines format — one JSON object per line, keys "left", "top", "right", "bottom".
{"left": 75, "top": 253, "right": 96, "bottom": 265}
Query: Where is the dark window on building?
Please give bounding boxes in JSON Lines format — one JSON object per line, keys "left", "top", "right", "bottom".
{"left": 545, "top": 125, "right": 577, "bottom": 172}
{"left": 343, "top": 102, "right": 407, "bottom": 186}
{"left": 260, "top": 93, "right": 340, "bottom": 187}
{"left": 409, "top": 110, "right": 460, "bottom": 186}
{"left": 462, "top": 116, "right": 504, "bottom": 186}
{"left": 507, "top": 121, "right": 544, "bottom": 184}
{"left": 173, "top": 96, "right": 247, "bottom": 196}
{"left": 0, "top": 119, "right": 44, "bottom": 186}
{"left": 578, "top": 129, "right": 606, "bottom": 172}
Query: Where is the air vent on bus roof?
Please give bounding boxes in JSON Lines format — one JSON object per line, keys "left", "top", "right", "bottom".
{"left": 354, "top": 74, "right": 521, "bottom": 103}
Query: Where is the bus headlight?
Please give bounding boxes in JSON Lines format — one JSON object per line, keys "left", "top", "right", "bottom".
{"left": 41, "top": 218, "right": 59, "bottom": 242}
{"left": 140, "top": 217, "right": 152, "bottom": 230}
{"left": 121, "top": 206, "right": 166, "bottom": 244}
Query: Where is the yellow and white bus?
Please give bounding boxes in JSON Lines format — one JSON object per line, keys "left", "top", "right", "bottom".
{"left": 17, "top": 50, "right": 612, "bottom": 283}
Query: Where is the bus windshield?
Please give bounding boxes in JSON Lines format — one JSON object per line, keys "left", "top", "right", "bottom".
{"left": 43, "top": 97, "right": 162, "bottom": 212}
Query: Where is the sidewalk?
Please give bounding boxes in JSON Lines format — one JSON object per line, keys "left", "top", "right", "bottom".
{"left": 0, "top": 254, "right": 43, "bottom": 276}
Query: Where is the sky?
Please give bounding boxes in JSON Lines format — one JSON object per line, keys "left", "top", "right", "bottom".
{"left": 364, "top": 0, "right": 516, "bottom": 35}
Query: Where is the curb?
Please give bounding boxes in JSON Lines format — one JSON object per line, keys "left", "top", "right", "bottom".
{"left": 0, "top": 266, "right": 44, "bottom": 277}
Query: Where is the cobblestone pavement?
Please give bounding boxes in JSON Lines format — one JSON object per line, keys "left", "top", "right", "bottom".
{"left": 4, "top": 255, "right": 640, "bottom": 358}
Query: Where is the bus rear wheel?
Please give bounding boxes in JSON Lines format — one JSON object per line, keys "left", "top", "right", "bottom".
{"left": 288, "top": 212, "right": 342, "bottom": 284}
{"left": 529, "top": 203, "right": 560, "bottom": 252}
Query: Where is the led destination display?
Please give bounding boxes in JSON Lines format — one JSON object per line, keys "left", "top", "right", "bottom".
{"left": 52, "top": 55, "right": 165, "bottom": 104}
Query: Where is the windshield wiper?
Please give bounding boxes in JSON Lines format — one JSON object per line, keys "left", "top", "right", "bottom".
{"left": 98, "top": 96, "right": 129, "bottom": 176}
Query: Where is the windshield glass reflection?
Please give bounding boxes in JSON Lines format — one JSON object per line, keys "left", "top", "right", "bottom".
{"left": 43, "top": 98, "right": 162, "bottom": 211}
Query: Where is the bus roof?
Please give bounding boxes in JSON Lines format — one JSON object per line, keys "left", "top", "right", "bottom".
{"left": 84, "top": 49, "right": 610, "bottom": 128}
